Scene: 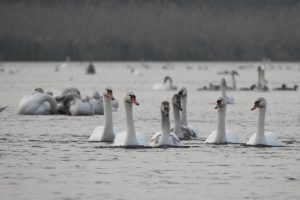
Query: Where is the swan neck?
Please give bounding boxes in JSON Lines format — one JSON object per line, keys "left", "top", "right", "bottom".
{"left": 181, "top": 96, "right": 188, "bottom": 126}
{"left": 173, "top": 104, "right": 182, "bottom": 137}
{"left": 216, "top": 106, "right": 227, "bottom": 141}
{"left": 257, "top": 107, "right": 266, "bottom": 137}
{"left": 161, "top": 112, "right": 170, "bottom": 141}
{"left": 43, "top": 94, "right": 57, "bottom": 114}
{"left": 125, "top": 102, "right": 136, "bottom": 137}
{"left": 103, "top": 95, "right": 113, "bottom": 133}
{"left": 258, "top": 70, "right": 262, "bottom": 89}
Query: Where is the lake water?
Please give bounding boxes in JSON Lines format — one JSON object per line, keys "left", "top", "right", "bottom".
{"left": 0, "top": 62, "right": 299, "bottom": 200}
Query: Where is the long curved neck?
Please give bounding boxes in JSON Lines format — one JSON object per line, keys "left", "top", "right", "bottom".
{"left": 181, "top": 96, "right": 188, "bottom": 126}
{"left": 42, "top": 94, "right": 57, "bottom": 114}
{"left": 231, "top": 74, "right": 236, "bottom": 89}
{"left": 256, "top": 107, "right": 266, "bottom": 139}
{"left": 103, "top": 95, "right": 113, "bottom": 133}
{"left": 173, "top": 104, "right": 182, "bottom": 138}
{"left": 161, "top": 112, "right": 170, "bottom": 142}
{"left": 125, "top": 102, "right": 136, "bottom": 138}
{"left": 216, "top": 106, "right": 227, "bottom": 142}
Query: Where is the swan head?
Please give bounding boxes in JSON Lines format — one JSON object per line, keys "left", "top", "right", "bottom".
{"left": 178, "top": 87, "right": 187, "bottom": 97}
{"left": 34, "top": 88, "right": 44, "bottom": 93}
{"left": 124, "top": 92, "right": 139, "bottom": 106}
{"left": 104, "top": 87, "right": 114, "bottom": 100}
{"left": 161, "top": 101, "right": 170, "bottom": 117}
{"left": 172, "top": 94, "right": 182, "bottom": 111}
{"left": 215, "top": 96, "right": 227, "bottom": 109}
{"left": 251, "top": 97, "right": 267, "bottom": 110}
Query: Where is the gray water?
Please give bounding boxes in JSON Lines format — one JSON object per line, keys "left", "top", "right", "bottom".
{"left": 0, "top": 62, "right": 299, "bottom": 200}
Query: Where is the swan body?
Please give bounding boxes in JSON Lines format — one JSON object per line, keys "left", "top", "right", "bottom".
{"left": 177, "top": 87, "right": 199, "bottom": 139}
{"left": 152, "top": 76, "right": 178, "bottom": 91}
{"left": 205, "top": 96, "right": 239, "bottom": 144}
{"left": 18, "top": 91, "right": 57, "bottom": 115}
{"left": 89, "top": 88, "right": 118, "bottom": 142}
{"left": 113, "top": 92, "right": 148, "bottom": 146}
{"left": 150, "top": 101, "right": 181, "bottom": 146}
{"left": 247, "top": 97, "right": 282, "bottom": 146}
{"left": 69, "top": 97, "right": 94, "bottom": 116}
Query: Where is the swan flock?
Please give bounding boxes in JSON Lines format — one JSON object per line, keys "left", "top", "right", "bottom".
{"left": 86, "top": 87, "right": 282, "bottom": 147}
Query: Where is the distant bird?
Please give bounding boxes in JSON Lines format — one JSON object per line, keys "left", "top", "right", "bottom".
{"left": 273, "top": 84, "right": 298, "bottom": 91}
{"left": 86, "top": 62, "right": 96, "bottom": 74}
{"left": 152, "top": 76, "right": 178, "bottom": 91}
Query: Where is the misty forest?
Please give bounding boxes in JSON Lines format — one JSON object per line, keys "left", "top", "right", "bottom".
{"left": 1, "top": 0, "right": 300, "bottom": 61}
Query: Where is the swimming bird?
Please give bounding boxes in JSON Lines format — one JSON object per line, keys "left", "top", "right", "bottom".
{"left": 113, "top": 92, "right": 148, "bottom": 147}
{"left": 246, "top": 97, "right": 282, "bottom": 146}
{"left": 273, "top": 84, "right": 298, "bottom": 91}
{"left": 152, "top": 76, "right": 178, "bottom": 91}
{"left": 89, "top": 87, "right": 118, "bottom": 142}
{"left": 228, "top": 70, "right": 239, "bottom": 90}
{"left": 18, "top": 89, "right": 57, "bottom": 115}
{"left": 177, "top": 87, "right": 199, "bottom": 139}
{"left": 205, "top": 96, "right": 239, "bottom": 144}
{"left": 150, "top": 101, "right": 180, "bottom": 146}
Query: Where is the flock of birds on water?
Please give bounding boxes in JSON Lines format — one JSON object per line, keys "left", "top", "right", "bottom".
{"left": 0, "top": 62, "right": 298, "bottom": 148}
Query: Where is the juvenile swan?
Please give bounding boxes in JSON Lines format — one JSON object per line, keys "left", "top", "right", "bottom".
{"left": 152, "top": 76, "right": 178, "bottom": 91}
{"left": 150, "top": 101, "right": 180, "bottom": 146}
{"left": 113, "top": 92, "right": 148, "bottom": 146}
{"left": 177, "top": 87, "right": 199, "bottom": 139}
{"left": 89, "top": 87, "right": 118, "bottom": 142}
{"left": 205, "top": 96, "right": 239, "bottom": 144}
{"left": 246, "top": 97, "right": 282, "bottom": 146}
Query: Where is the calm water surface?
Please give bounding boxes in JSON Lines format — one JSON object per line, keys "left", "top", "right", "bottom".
{"left": 0, "top": 62, "right": 299, "bottom": 200}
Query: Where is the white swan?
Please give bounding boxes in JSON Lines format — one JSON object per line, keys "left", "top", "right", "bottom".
{"left": 18, "top": 89, "right": 57, "bottom": 115}
{"left": 220, "top": 79, "right": 235, "bottom": 104}
{"left": 152, "top": 76, "right": 178, "bottom": 91}
{"left": 69, "top": 95, "right": 94, "bottom": 116}
{"left": 113, "top": 92, "right": 148, "bottom": 146}
{"left": 150, "top": 101, "right": 180, "bottom": 146}
{"left": 89, "top": 87, "right": 118, "bottom": 142}
{"left": 247, "top": 97, "right": 282, "bottom": 146}
{"left": 177, "top": 87, "right": 199, "bottom": 139}
{"left": 205, "top": 96, "right": 239, "bottom": 144}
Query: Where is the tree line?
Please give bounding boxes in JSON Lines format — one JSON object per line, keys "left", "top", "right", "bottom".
{"left": 0, "top": 0, "right": 300, "bottom": 61}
